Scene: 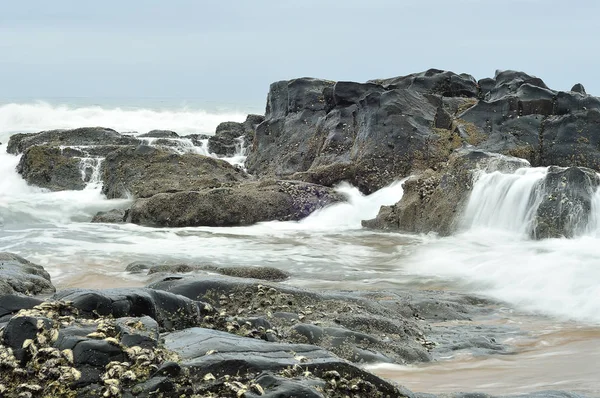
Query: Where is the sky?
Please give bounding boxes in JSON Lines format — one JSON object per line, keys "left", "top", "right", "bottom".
{"left": 1, "top": 0, "right": 599, "bottom": 109}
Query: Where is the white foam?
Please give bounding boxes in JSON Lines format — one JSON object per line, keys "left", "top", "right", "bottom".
{"left": 0, "top": 102, "right": 246, "bottom": 142}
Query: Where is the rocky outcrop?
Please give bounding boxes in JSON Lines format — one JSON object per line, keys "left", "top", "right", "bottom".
{"left": 127, "top": 180, "right": 343, "bottom": 227}
{"left": 533, "top": 166, "right": 600, "bottom": 239}
{"left": 459, "top": 70, "right": 600, "bottom": 169}
{"left": 7, "top": 127, "right": 139, "bottom": 155}
{"left": 362, "top": 149, "right": 529, "bottom": 235}
{"left": 245, "top": 75, "right": 466, "bottom": 194}
{"left": 208, "top": 114, "right": 265, "bottom": 156}
{"left": 244, "top": 69, "right": 600, "bottom": 196}
{"left": 101, "top": 145, "right": 248, "bottom": 199}
{"left": 0, "top": 252, "right": 55, "bottom": 295}
{"left": 16, "top": 145, "right": 87, "bottom": 191}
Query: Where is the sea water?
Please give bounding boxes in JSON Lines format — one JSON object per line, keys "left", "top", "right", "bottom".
{"left": 1, "top": 101, "right": 599, "bottom": 396}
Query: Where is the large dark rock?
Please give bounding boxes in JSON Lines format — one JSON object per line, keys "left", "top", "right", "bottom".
{"left": 127, "top": 180, "right": 343, "bottom": 227}
{"left": 362, "top": 149, "right": 529, "bottom": 235}
{"left": 245, "top": 71, "right": 490, "bottom": 194}
{"left": 52, "top": 287, "right": 208, "bottom": 331}
{"left": 101, "top": 145, "right": 248, "bottom": 199}
{"left": 7, "top": 127, "right": 139, "bottom": 155}
{"left": 0, "top": 252, "right": 55, "bottom": 295}
{"left": 16, "top": 145, "right": 86, "bottom": 191}
{"left": 533, "top": 166, "right": 600, "bottom": 239}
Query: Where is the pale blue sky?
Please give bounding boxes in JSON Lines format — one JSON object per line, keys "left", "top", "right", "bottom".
{"left": 1, "top": 0, "right": 599, "bottom": 108}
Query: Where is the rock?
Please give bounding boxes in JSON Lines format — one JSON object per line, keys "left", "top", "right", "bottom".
{"left": 147, "top": 263, "right": 201, "bottom": 275}
{"left": 52, "top": 288, "right": 208, "bottom": 331}
{"left": 184, "top": 133, "right": 211, "bottom": 146}
{"left": 101, "top": 145, "right": 248, "bottom": 199}
{"left": 90, "top": 208, "right": 127, "bottom": 223}
{"left": 0, "top": 295, "right": 43, "bottom": 323}
{"left": 125, "top": 261, "right": 155, "bottom": 273}
{"left": 245, "top": 72, "right": 487, "bottom": 194}
{"left": 127, "top": 180, "right": 343, "bottom": 227}
{"left": 139, "top": 130, "right": 179, "bottom": 138}
{"left": 369, "top": 68, "right": 479, "bottom": 98}
{"left": 458, "top": 71, "right": 600, "bottom": 170}
{"left": 541, "top": 109, "right": 600, "bottom": 169}
{"left": 114, "top": 316, "right": 160, "bottom": 348}
{"left": 362, "top": 149, "right": 529, "bottom": 235}
{"left": 533, "top": 166, "right": 600, "bottom": 239}
{"left": 0, "top": 252, "right": 55, "bottom": 295}
{"left": 211, "top": 265, "right": 290, "bottom": 281}
{"left": 16, "top": 145, "right": 87, "bottom": 191}
{"left": 7, "top": 127, "right": 139, "bottom": 155}
{"left": 208, "top": 121, "right": 245, "bottom": 156}
{"left": 163, "top": 327, "right": 406, "bottom": 397}
{"left": 242, "top": 114, "right": 265, "bottom": 148}
{"left": 150, "top": 274, "right": 433, "bottom": 364}
{"left": 571, "top": 83, "right": 587, "bottom": 94}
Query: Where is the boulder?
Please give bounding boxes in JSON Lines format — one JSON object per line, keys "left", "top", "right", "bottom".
{"left": 0, "top": 252, "right": 55, "bottom": 295}
{"left": 127, "top": 180, "right": 343, "bottom": 227}
{"left": 100, "top": 145, "right": 248, "bottom": 199}
{"left": 533, "top": 166, "right": 600, "bottom": 239}
{"left": 52, "top": 287, "right": 210, "bottom": 331}
{"left": 208, "top": 121, "right": 245, "bottom": 156}
{"left": 245, "top": 72, "right": 489, "bottom": 194}
{"left": 7, "top": 127, "right": 139, "bottom": 155}
{"left": 362, "top": 149, "right": 529, "bottom": 235}
{"left": 16, "top": 145, "right": 87, "bottom": 191}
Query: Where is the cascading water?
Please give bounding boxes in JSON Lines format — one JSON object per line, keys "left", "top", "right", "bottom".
{"left": 461, "top": 167, "right": 548, "bottom": 235}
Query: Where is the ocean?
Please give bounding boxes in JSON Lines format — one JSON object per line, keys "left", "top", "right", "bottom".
{"left": 1, "top": 100, "right": 599, "bottom": 396}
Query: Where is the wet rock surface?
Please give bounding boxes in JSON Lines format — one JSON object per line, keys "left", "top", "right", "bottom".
{"left": 532, "top": 166, "right": 600, "bottom": 239}
{"left": 0, "top": 252, "right": 55, "bottom": 296}
{"left": 101, "top": 145, "right": 248, "bottom": 199}
{"left": 127, "top": 180, "right": 343, "bottom": 227}
{"left": 6, "top": 127, "right": 140, "bottom": 155}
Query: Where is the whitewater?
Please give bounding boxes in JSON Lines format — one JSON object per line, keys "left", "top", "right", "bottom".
{"left": 1, "top": 102, "right": 600, "bottom": 395}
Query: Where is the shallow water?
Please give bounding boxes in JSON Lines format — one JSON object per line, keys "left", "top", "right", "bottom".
{"left": 1, "top": 103, "right": 600, "bottom": 396}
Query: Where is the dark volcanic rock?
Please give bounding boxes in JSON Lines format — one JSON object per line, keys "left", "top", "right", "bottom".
{"left": 362, "top": 149, "right": 529, "bottom": 235}
{"left": 369, "top": 68, "right": 479, "bottom": 98}
{"left": 0, "top": 252, "right": 55, "bottom": 295}
{"left": 164, "top": 327, "right": 407, "bottom": 397}
{"left": 52, "top": 288, "right": 207, "bottom": 331}
{"left": 244, "top": 71, "right": 498, "bottom": 194}
{"left": 533, "top": 166, "right": 600, "bottom": 239}
{"left": 127, "top": 180, "right": 343, "bottom": 227}
{"left": 101, "top": 145, "right": 248, "bottom": 199}
{"left": 7, "top": 127, "right": 139, "bottom": 155}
